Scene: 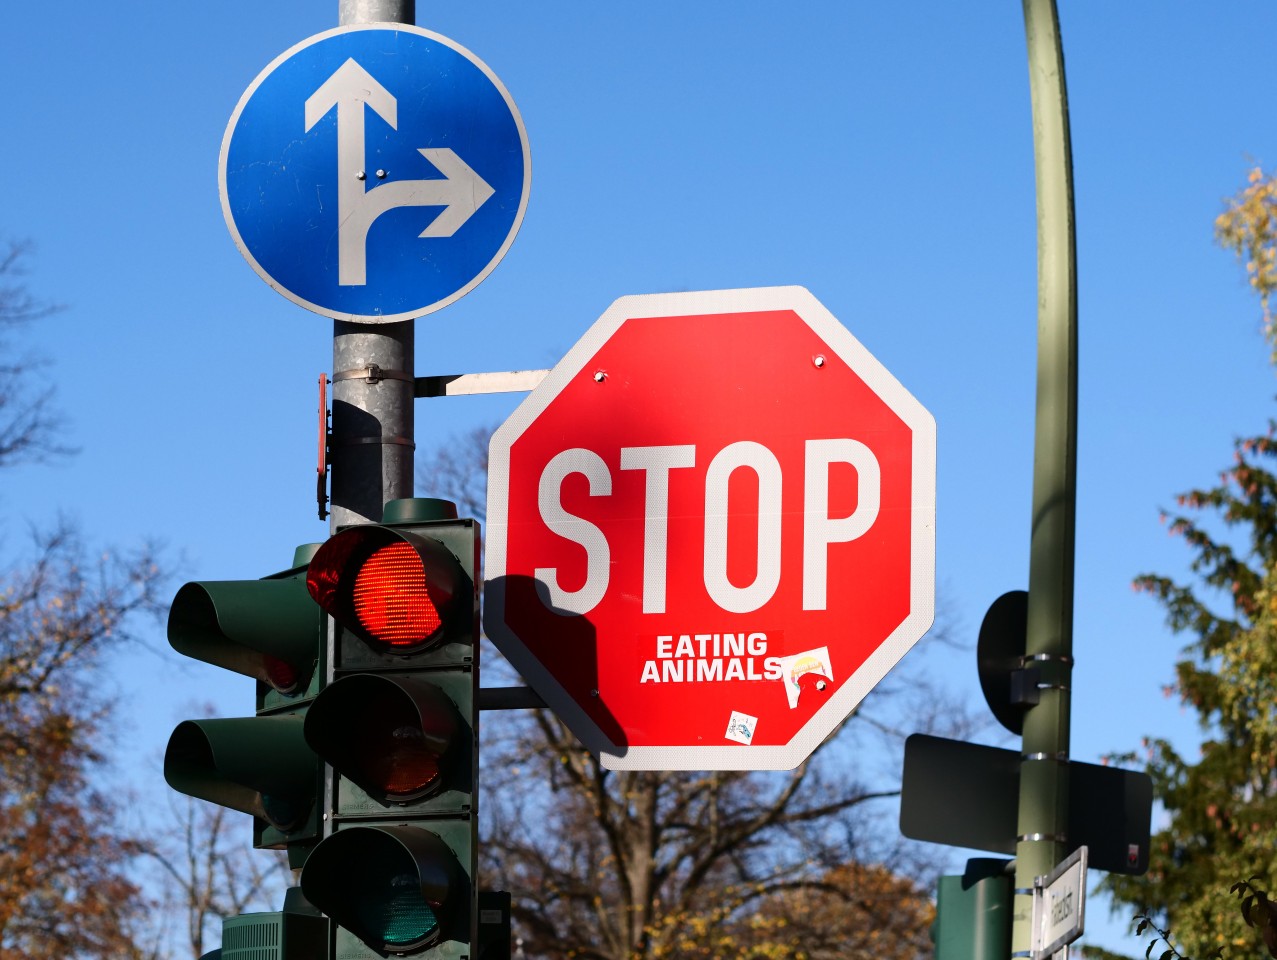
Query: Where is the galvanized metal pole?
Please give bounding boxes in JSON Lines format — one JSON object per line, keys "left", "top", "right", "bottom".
{"left": 330, "top": 0, "right": 416, "bottom": 532}
{"left": 339, "top": 0, "right": 413, "bottom": 28}
{"left": 1012, "top": 0, "right": 1078, "bottom": 956}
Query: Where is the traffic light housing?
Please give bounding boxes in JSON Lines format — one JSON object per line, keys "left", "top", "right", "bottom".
{"left": 932, "top": 859, "right": 1013, "bottom": 960}
{"left": 164, "top": 547, "right": 327, "bottom": 862}
{"left": 300, "top": 498, "right": 479, "bottom": 960}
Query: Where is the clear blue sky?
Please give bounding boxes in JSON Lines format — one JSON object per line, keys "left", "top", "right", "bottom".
{"left": 4, "top": 2, "right": 1276, "bottom": 954}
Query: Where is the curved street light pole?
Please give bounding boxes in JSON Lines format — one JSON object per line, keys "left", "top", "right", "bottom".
{"left": 1013, "top": 0, "right": 1079, "bottom": 955}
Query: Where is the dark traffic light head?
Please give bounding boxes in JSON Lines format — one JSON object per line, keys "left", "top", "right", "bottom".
{"left": 164, "top": 715, "right": 316, "bottom": 832}
{"left": 168, "top": 577, "right": 321, "bottom": 697}
{"left": 165, "top": 554, "right": 327, "bottom": 860}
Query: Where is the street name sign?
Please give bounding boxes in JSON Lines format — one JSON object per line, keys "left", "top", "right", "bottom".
{"left": 899, "top": 733, "right": 1152, "bottom": 875}
{"left": 1032, "top": 846, "right": 1087, "bottom": 959}
{"left": 485, "top": 287, "right": 936, "bottom": 770}
{"left": 220, "top": 24, "right": 530, "bottom": 323}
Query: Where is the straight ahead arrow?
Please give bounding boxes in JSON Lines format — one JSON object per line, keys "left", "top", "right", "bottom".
{"left": 304, "top": 58, "right": 494, "bottom": 287}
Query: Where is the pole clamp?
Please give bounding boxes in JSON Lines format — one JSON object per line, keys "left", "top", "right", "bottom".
{"left": 1011, "top": 652, "right": 1074, "bottom": 704}
{"left": 332, "top": 364, "right": 415, "bottom": 385}
{"left": 1022, "top": 751, "right": 1069, "bottom": 762}
{"left": 328, "top": 435, "right": 416, "bottom": 449}
{"left": 1025, "top": 652, "right": 1074, "bottom": 665}
{"left": 1016, "top": 832, "right": 1068, "bottom": 844}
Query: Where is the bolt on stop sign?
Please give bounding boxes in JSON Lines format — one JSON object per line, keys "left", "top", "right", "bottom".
{"left": 485, "top": 287, "right": 936, "bottom": 770}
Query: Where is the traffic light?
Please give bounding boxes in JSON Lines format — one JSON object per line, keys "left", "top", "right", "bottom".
{"left": 164, "top": 545, "right": 327, "bottom": 863}
{"left": 300, "top": 498, "right": 479, "bottom": 960}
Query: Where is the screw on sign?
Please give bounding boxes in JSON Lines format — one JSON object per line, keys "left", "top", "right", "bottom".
{"left": 485, "top": 287, "right": 936, "bottom": 770}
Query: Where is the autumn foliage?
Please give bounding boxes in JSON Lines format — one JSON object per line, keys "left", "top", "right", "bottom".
{"left": 646, "top": 862, "right": 933, "bottom": 960}
{"left": 1216, "top": 167, "right": 1277, "bottom": 354}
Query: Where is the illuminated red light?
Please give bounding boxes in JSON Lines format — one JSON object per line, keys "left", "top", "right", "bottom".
{"left": 353, "top": 542, "right": 442, "bottom": 647}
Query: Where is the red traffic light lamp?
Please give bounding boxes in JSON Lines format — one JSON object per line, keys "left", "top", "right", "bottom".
{"left": 307, "top": 523, "right": 467, "bottom": 653}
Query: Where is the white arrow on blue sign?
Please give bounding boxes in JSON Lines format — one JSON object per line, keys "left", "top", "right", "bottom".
{"left": 219, "top": 25, "right": 531, "bottom": 323}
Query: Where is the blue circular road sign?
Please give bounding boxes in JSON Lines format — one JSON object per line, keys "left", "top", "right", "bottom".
{"left": 219, "top": 25, "right": 531, "bottom": 323}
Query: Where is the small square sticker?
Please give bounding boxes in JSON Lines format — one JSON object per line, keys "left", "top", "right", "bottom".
{"left": 725, "top": 711, "right": 758, "bottom": 745}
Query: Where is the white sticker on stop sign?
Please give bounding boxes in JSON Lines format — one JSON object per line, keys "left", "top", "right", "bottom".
{"left": 725, "top": 711, "right": 758, "bottom": 745}
{"left": 776, "top": 647, "right": 834, "bottom": 709}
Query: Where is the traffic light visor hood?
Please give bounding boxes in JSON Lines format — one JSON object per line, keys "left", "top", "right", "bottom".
{"left": 168, "top": 578, "right": 318, "bottom": 695}
{"left": 307, "top": 527, "right": 466, "bottom": 652}
{"left": 164, "top": 716, "right": 316, "bottom": 832}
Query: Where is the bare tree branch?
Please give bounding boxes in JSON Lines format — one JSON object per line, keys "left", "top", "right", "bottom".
{"left": 140, "top": 780, "right": 290, "bottom": 958}
{"left": 0, "top": 239, "right": 72, "bottom": 467}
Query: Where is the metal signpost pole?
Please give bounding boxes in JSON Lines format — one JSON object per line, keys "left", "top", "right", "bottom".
{"left": 209, "top": 6, "right": 530, "bottom": 956}
{"left": 1013, "top": 1, "right": 1079, "bottom": 956}
{"left": 330, "top": 0, "right": 416, "bottom": 532}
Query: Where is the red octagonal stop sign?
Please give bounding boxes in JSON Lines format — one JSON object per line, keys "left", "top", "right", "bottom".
{"left": 485, "top": 287, "right": 935, "bottom": 770}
